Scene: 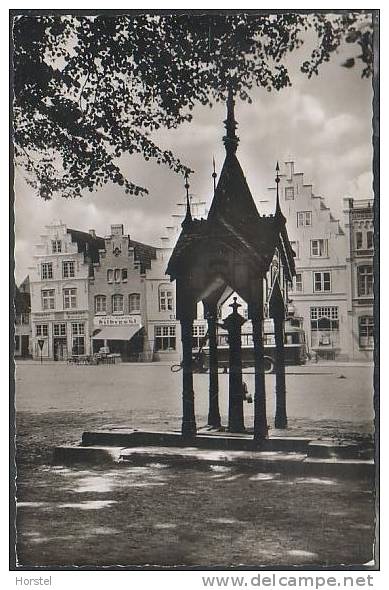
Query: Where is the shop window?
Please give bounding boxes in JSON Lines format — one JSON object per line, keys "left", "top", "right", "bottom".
{"left": 63, "top": 260, "right": 75, "bottom": 278}
{"left": 357, "top": 265, "right": 373, "bottom": 297}
{"left": 63, "top": 288, "right": 77, "bottom": 309}
{"left": 112, "top": 294, "right": 124, "bottom": 314}
{"left": 192, "top": 324, "right": 206, "bottom": 349}
{"left": 41, "top": 262, "right": 53, "bottom": 280}
{"left": 41, "top": 289, "right": 55, "bottom": 310}
{"left": 53, "top": 323, "right": 66, "bottom": 336}
{"left": 36, "top": 324, "right": 48, "bottom": 337}
{"left": 359, "top": 316, "right": 374, "bottom": 349}
{"left": 129, "top": 293, "right": 140, "bottom": 313}
{"left": 52, "top": 240, "right": 62, "bottom": 253}
{"left": 95, "top": 295, "right": 107, "bottom": 314}
{"left": 159, "top": 284, "right": 174, "bottom": 312}
{"left": 310, "top": 307, "right": 339, "bottom": 348}
{"left": 155, "top": 325, "right": 176, "bottom": 351}
{"left": 314, "top": 271, "right": 331, "bottom": 292}
{"left": 71, "top": 323, "right": 85, "bottom": 356}
{"left": 285, "top": 187, "right": 294, "bottom": 200}
{"left": 297, "top": 211, "right": 312, "bottom": 227}
{"left": 311, "top": 239, "right": 328, "bottom": 257}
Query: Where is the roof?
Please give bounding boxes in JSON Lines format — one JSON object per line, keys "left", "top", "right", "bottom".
{"left": 167, "top": 90, "right": 295, "bottom": 284}
{"left": 67, "top": 229, "right": 105, "bottom": 264}
{"left": 67, "top": 229, "right": 157, "bottom": 274}
{"left": 15, "top": 286, "right": 30, "bottom": 314}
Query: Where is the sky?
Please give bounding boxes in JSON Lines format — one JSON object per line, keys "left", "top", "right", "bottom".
{"left": 13, "top": 25, "right": 374, "bottom": 284}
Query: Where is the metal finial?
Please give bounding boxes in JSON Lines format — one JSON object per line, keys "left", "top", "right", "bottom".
{"left": 182, "top": 171, "right": 192, "bottom": 227}
{"left": 274, "top": 161, "right": 285, "bottom": 222}
{"left": 223, "top": 83, "right": 239, "bottom": 155}
{"left": 229, "top": 296, "right": 241, "bottom": 314}
{"left": 212, "top": 156, "right": 217, "bottom": 192}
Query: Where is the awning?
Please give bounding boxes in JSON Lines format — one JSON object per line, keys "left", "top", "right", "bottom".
{"left": 92, "top": 325, "right": 142, "bottom": 341}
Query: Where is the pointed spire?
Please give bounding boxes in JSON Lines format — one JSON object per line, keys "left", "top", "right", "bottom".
{"left": 223, "top": 84, "right": 239, "bottom": 155}
{"left": 212, "top": 156, "right": 217, "bottom": 192}
{"left": 182, "top": 171, "right": 192, "bottom": 228}
{"left": 275, "top": 161, "right": 285, "bottom": 223}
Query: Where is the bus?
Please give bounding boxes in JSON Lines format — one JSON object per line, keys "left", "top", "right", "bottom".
{"left": 200, "top": 316, "right": 308, "bottom": 373}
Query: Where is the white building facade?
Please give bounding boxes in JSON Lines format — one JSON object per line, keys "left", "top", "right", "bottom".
{"left": 267, "top": 162, "right": 350, "bottom": 360}
{"left": 28, "top": 223, "right": 94, "bottom": 360}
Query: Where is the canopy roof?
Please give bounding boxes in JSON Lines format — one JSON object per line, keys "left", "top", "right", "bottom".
{"left": 92, "top": 325, "right": 142, "bottom": 341}
{"left": 166, "top": 87, "right": 295, "bottom": 291}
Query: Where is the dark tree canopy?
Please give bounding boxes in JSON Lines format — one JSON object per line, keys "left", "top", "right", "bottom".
{"left": 12, "top": 12, "right": 373, "bottom": 200}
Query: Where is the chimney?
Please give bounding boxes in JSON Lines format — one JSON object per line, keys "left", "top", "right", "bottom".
{"left": 88, "top": 229, "right": 96, "bottom": 238}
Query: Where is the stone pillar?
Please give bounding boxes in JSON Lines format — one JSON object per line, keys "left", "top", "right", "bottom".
{"left": 252, "top": 314, "right": 268, "bottom": 440}
{"left": 180, "top": 316, "right": 197, "bottom": 439}
{"left": 205, "top": 304, "right": 221, "bottom": 428}
{"left": 223, "top": 298, "right": 246, "bottom": 433}
{"left": 274, "top": 315, "right": 287, "bottom": 429}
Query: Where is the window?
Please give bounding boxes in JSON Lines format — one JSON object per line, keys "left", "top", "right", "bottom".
{"left": 290, "top": 241, "right": 299, "bottom": 259}
{"left": 159, "top": 285, "right": 174, "bottom": 312}
{"left": 71, "top": 323, "right": 85, "bottom": 356}
{"left": 355, "top": 231, "right": 363, "bottom": 250}
{"left": 292, "top": 273, "right": 303, "bottom": 293}
{"left": 129, "top": 293, "right": 141, "bottom": 313}
{"left": 285, "top": 187, "right": 294, "bottom": 200}
{"left": 112, "top": 294, "right": 124, "bottom": 313}
{"left": 297, "top": 211, "right": 312, "bottom": 227}
{"left": 21, "top": 313, "right": 29, "bottom": 325}
{"left": 357, "top": 265, "right": 373, "bottom": 297}
{"left": 41, "top": 262, "right": 53, "bottom": 280}
{"left": 310, "top": 307, "right": 339, "bottom": 348}
{"left": 52, "top": 240, "right": 62, "bottom": 253}
{"left": 63, "top": 288, "right": 77, "bottom": 309}
{"left": 122, "top": 269, "right": 128, "bottom": 282}
{"left": 114, "top": 269, "right": 121, "bottom": 283}
{"left": 53, "top": 323, "right": 66, "bottom": 336}
{"left": 95, "top": 295, "right": 107, "bottom": 314}
{"left": 155, "top": 325, "right": 176, "bottom": 351}
{"left": 314, "top": 271, "right": 331, "bottom": 292}
{"left": 41, "top": 289, "right": 55, "bottom": 310}
{"left": 311, "top": 239, "right": 328, "bottom": 257}
{"left": 15, "top": 335, "right": 20, "bottom": 350}
{"left": 36, "top": 324, "right": 48, "bottom": 337}
{"left": 62, "top": 260, "right": 75, "bottom": 278}
{"left": 192, "top": 324, "right": 206, "bottom": 349}
{"left": 359, "top": 316, "right": 374, "bottom": 349}
{"left": 107, "top": 269, "right": 113, "bottom": 283}
{"left": 367, "top": 231, "right": 373, "bottom": 250}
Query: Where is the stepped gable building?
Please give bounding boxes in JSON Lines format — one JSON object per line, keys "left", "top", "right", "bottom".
{"left": 167, "top": 88, "right": 295, "bottom": 438}
{"left": 15, "top": 276, "right": 32, "bottom": 358}
{"left": 89, "top": 223, "right": 157, "bottom": 361}
{"left": 28, "top": 223, "right": 104, "bottom": 360}
{"left": 267, "top": 162, "right": 349, "bottom": 360}
{"left": 343, "top": 197, "right": 374, "bottom": 361}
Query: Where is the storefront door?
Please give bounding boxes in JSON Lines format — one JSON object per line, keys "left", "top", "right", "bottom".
{"left": 54, "top": 338, "right": 68, "bottom": 361}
